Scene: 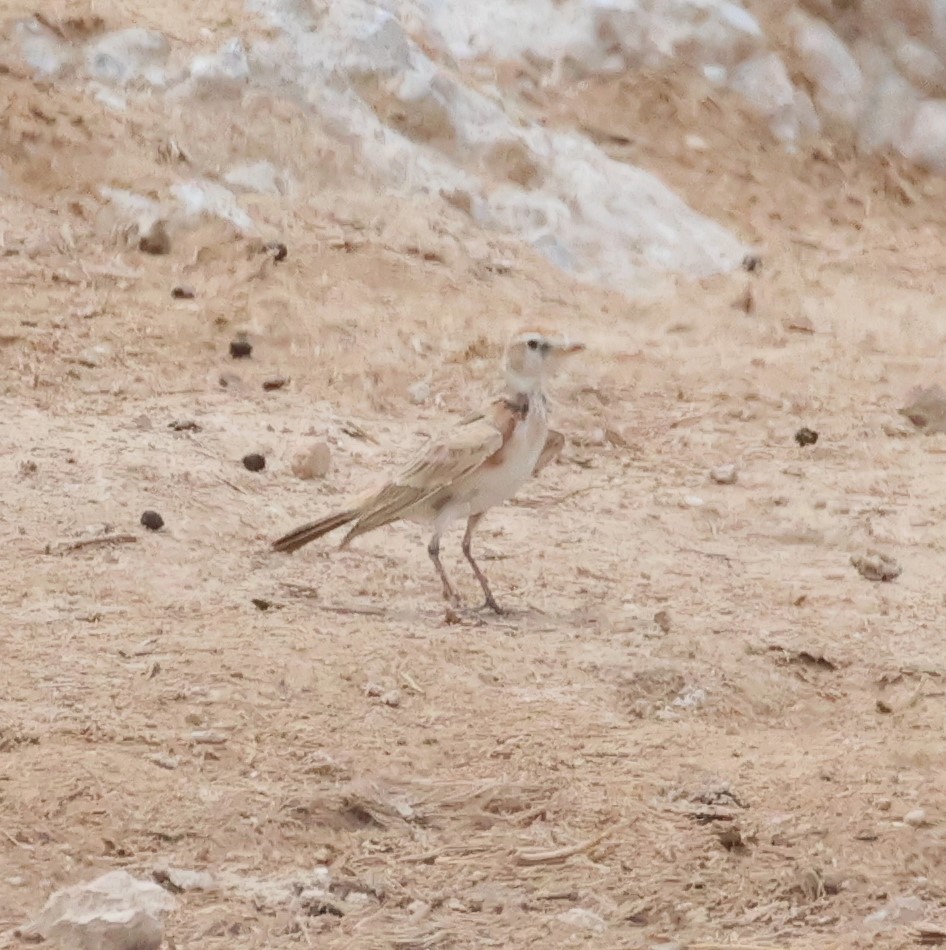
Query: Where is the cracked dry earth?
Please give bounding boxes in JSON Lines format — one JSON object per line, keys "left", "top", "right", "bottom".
{"left": 6, "top": 23, "right": 946, "bottom": 950}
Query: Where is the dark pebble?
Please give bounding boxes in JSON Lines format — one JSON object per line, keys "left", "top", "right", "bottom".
{"left": 171, "top": 285, "right": 196, "bottom": 300}
{"left": 264, "top": 241, "right": 288, "bottom": 262}
{"left": 795, "top": 427, "right": 819, "bottom": 447}
{"left": 229, "top": 339, "right": 253, "bottom": 359}
{"left": 262, "top": 376, "right": 289, "bottom": 391}
{"left": 742, "top": 253, "right": 762, "bottom": 273}
{"left": 141, "top": 510, "right": 165, "bottom": 531}
{"left": 243, "top": 453, "right": 266, "bottom": 472}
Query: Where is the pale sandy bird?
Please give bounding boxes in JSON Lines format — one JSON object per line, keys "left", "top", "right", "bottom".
{"left": 272, "top": 328, "right": 585, "bottom": 613}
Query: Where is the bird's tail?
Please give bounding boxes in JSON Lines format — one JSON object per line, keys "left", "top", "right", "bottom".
{"left": 271, "top": 510, "right": 357, "bottom": 553}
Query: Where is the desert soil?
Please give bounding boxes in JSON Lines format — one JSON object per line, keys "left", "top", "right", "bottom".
{"left": 4, "top": 2, "right": 946, "bottom": 948}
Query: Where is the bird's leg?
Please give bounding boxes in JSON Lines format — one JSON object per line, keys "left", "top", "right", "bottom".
{"left": 428, "top": 533, "right": 461, "bottom": 608}
{"left": 462, "top": 514, "right": 503, "bottom": 614}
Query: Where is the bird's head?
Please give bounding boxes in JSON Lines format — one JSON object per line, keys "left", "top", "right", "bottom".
{"left": 503, "top": 328, "right": 585, "bottom": 393}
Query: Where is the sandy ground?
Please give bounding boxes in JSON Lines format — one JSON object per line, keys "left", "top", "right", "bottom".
{"left": 4, "top": 3, "right": 946, "bottom": 948}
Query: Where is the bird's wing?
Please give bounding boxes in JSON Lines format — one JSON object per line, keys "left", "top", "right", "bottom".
{"left": 345, "top": 405, "right": 505, "bottom": 537}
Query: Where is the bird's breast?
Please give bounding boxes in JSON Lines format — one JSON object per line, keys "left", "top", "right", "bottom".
{"left": 466, "top": 399, "right": 548, "bottom": 513}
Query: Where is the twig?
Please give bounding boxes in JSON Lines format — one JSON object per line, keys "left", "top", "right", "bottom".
{"left": 46, "top": 533, "right": 138, "bottom": 555}
{"left": 514, "top": 825, "right": 618, "bottom": 865}
{"left": 672, "top": 544, "right": 740, "bottom": 565}
{"left": 512, "top": 486, "right": 596, "bottom": 509}
{"left": 399, "top": 670, "right": 425, "bottom": 695}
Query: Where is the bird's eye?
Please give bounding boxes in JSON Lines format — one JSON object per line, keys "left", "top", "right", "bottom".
{"left": 527, "top": 339, "right": 539, "bottom": 350}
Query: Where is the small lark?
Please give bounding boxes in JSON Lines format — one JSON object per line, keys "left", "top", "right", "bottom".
{"left": 272, "top": 329, "right": 584, "bottom": 613}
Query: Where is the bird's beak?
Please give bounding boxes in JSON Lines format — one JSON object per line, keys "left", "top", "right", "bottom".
{"left": 558, "top": 341, "right": 585, "bottom": 355}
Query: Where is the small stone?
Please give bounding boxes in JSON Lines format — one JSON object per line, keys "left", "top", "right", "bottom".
{"left": 218, "top": 372, "right": 242, "bottom": 389}
{"left": 263, "top": 240, "right": 288, "bottom": 262}
{"left": 242, "top": 453, "right": 266, "bottom": 472}
{"left": 153, "top": 867, "right": 215, "bottom": 893}
{"left": 851, "top": 551, "right": 901, "bottom": 583}
{"left": 904, "top": 808, "right": 928, "bottom": 827}
{"left": 381, "top": 690, "right": 401, "bottom": 707}
{"left": 365, "top": 683, "right": 384, "bottom": 698}
{"left": 653, "top": 610, "right": 671, "bottom": 634}
{"left": 168, "top": 419, "right": 200, "bottom": 432}
{"left": 138, "top": 219, "right": 170, "bottom": 255}
{"left": 683, "top": 495, "right": 705, "bottom": 508}
{"left": 251, "top": 598, "right": 273, "bottom": 611}
{"left": 876, "top": 798, "right": 892, "bottom": 812}
{"left": 229, "top": 338, "right": 252, "bottom": 359}
{"left": 900, "top": 384, "right": 946, "bottom": 434}
{"left": 77, "top": 344, "right": 113, "bottom": 368}
{"left": 189, "top": 730, "right": 227, "bottom": 745}
{"left": 21, "top": 870, "right": 176, "bottom": 950}
{"left": 556, "top": 908, "right": 606, "bottom": 933}
{"left": 795, "top": 427, "right": 819, "bottom": 446}
{"left": 408, "top": 381, "right": 430, "bottom": 404}
{"left": 291, "top": 442, "right": 331, "bottom": 480}
{"left": 140, "top": 510, "right": 164, "bottom": 531}
{"left": 742, "top": 253, "right": 762, "bottom": 272}
{"left": 171, "top": 285, "right": 195, "bottom": 299}
{"left": 146, "top": 752, "right": 178, "bottom": 770}
{"left": 262, "top": 375, "right": 288, "bottom": 391}
{"left": 710, "top": 463, "right": 738, "bottom": 485}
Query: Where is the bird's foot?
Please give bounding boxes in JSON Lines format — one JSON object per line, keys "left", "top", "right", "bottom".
{"left": 475, "top": 596, "right": 504, "bottom": 616}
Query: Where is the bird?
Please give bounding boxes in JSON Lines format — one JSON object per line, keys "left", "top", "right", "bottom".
{"left": 271, "top": 328, "right": 585, "bottom": 613}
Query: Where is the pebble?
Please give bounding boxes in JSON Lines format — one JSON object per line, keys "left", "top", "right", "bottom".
{"left": 138, "top": 219, "right": 170, "bottom": 255}
{"left": 171, "top": 285, "right": 195, "bottom": 299}
{"left": 851, "top": 551, "right": 901, "bottom": 583}
{"left": 189, "top": 730, "right": 227, "bottom": 745}
{"left": 229, "top": 338, "right": 252, "bottom": 359}
{"left": 408, "top": 381, "right": 430, "bottom": 404}
{"left": 262, "top": 375, "right": 289, "bottom": 391}
{"left": 140, "top": 510, "right": 164, "bottom": 531}
{"left": 291, "top": 442, "right": 331, "bottom": 480}
{"left": 904, "top": 808, "right": 928, "bottom": 827}
{"left": 710, "top": 463, "right": 738, "bottom": 484}
{"left": 242, "top": 453, "right": 266, "bottom": 472}
{"left": 795, "top": 426, "right": 819, "bottom": 446}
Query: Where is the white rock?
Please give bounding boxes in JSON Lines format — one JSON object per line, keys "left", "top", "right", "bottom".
{"left": 904, "top": 807, "right": 928, "bottom": 827}
{"left": 710, "top": 463, "right": 738, "bottom": 484}
{"left": 249, "top": 0, "right": 750, "bottom": 294}
{"left": 596, "top": 0, "right": 763, "bottom": 70}
{"left": 173, "top": 38, "right": 249, "bottom": 98}
{"left": 895, "top": 38, "right": 946, "bottom": 94}
{"left": 858, "top": 72, "right": 919, "bottom": 153}
{"left": 171, "top": 180, "right": 255, "bottom": 233}
{"left": 865, "top": 894, "right": 927, "bottom": 927}
{"left": 22, "top": 870, "right": 176, "bottom": 950}
{"left": 408, "top": 381, "right": 430, "bottom": 404}
{"left": 13, "top": 18, "right": 75, "bottom": 76}
{"left": 899, "top": 99, "right": 946, "bottom": 171}
{"left": 556, "top": 907, "right": 606, "bottom": 932}
{"left": 224, "top": 161, "right": 290, "bottom": 195}
{"left": 154, "top": 866, "right": 216, "bottom": 891}
{"left": 415, "top": 0, "right": 762, "bottom": 72}
{"left": 291, "top": 442, "right": 331, "bottom": 480}
{"left": 85, "top": 29, "right": 171, "bottom": 87}
{"left": 728, "top": 53, "right": 807, "bottom": 143}
{"left": 790, "top": 11, "right": 865, "bottom": 125}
